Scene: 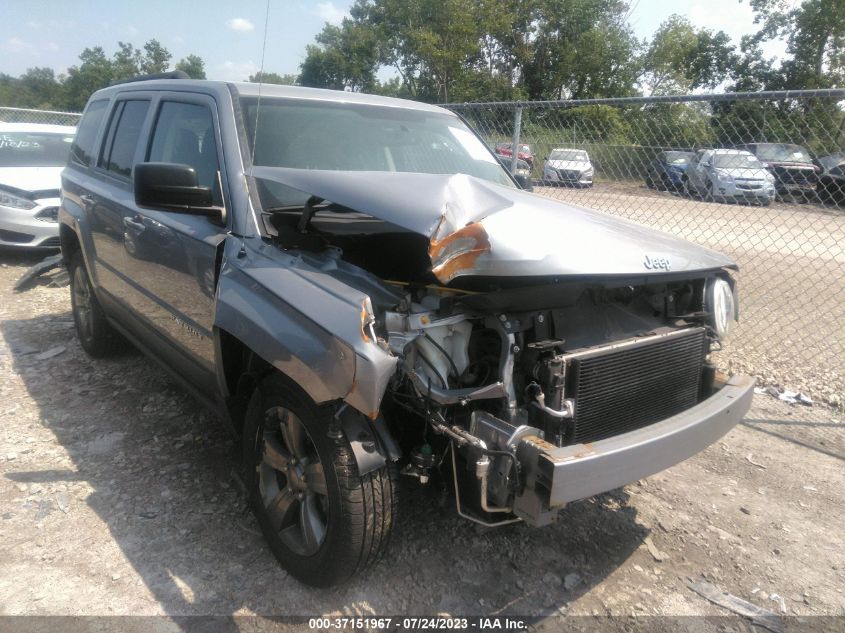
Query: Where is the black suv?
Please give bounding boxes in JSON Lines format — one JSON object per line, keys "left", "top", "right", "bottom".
{"left": 733, "top": 142, "right": 820, "bottom": 197}
{"left": 59, "top": 76, "right": 752, "bottom": 586}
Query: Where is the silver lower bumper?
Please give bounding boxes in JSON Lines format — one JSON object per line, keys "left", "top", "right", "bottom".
{"left": 512, "top": 373, "right": 755, "bottom": 525}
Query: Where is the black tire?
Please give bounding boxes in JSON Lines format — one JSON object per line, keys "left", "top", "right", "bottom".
{"left": 243, "top": 373, "right": 398, "bottom": 587}
{"left": 68, "top": 251, "right": 126, "bottom": 357}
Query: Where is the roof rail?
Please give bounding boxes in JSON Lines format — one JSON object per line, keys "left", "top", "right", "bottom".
{"left": 109, "top": 70, "right": 190, "bottom": 87}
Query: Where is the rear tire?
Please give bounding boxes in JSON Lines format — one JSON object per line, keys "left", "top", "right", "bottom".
{"left": 243, "top": 373, "right": 398, "bottom": 587}
{"left": 68, "top": 251, "right": 126, "bottom": 357}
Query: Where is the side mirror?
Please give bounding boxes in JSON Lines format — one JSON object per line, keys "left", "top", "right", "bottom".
{"left": 134, "top": 162, "right": 219, "bottom": 218}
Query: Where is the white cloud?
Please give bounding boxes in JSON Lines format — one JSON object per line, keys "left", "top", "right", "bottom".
{"left": 26, "top": 20, "right": 42, "bottom": 29}
{"left": 315, "top": 2, "right": 348, "bottom": 25}
{"left": 1, "top": 37, "right": 37, "bottom": 55}
{"left": 127, "top": 25, "right": 138, "bottom": 36}
{"left": 226, "top": 18, "right": 255, "bottom": 32}
{"left": 213, "top": 60, "right": 259, "bottom": 81}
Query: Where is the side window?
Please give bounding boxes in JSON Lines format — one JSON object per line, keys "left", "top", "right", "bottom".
{"left": 99, "top": 100, "right": 150, "bottom": 179}
{"left": 70, "top": 99, "right": 108, "bottom": 166}
{"left": 147, "top": 101, "right": 221, "bottom": 200}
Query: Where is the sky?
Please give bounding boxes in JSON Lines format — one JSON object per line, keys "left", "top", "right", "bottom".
{"left": 0, "top": 0, "right": 787, "bottom": 82}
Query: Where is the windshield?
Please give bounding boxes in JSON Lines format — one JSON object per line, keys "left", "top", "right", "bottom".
{"left": 0, "top": 132, "right": 74, "bottom": 167}
{"left": 752, "top": 144, "right": 812, "bottom": 164}
{"left": 241, "top": 98, "right": 511, "bottom": 186}
{"left": 713, "top": 153, "right": 764, "bottom": 169}
{"left": 549, "top": 149, "right": 587, "bottom": 161}
{"left": 664, "top": 151, "right": 691, "bottom": 165}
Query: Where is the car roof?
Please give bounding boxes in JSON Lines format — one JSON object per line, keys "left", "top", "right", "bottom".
{"left": 92, "top": 79, "right": 451, "bottom": 115}
{"left": 711, "top": 148, "right": 755, "bottom": 155}
{"left": 0, "top": 122, "right": 77, "bottom": 134}
{"left": 550, "top": 147, "right": 586, "bottom": 152}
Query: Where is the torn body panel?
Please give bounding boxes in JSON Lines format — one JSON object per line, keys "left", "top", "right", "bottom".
{"left": 214, "top": 238, "right": 397, "bottom": 418}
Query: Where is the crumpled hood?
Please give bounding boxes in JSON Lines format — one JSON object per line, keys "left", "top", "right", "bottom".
{"left": 0, "top": 166, "right": 63, "bottom": 196}
{"left": 250, "top": 167, "right": 735, "bottom": 282}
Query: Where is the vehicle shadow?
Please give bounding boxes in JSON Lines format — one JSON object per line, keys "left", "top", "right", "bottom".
{"left": 1, "top": 310, "right": 647, "bottom": 623}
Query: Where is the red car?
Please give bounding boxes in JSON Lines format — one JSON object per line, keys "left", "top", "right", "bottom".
{"left": 495, "top": 142, "right": 534, "bottom": 167}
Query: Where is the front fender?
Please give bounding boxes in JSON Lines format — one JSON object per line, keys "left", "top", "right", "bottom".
{"left": 214, "top": 238, "right": 398, "bottom": 418}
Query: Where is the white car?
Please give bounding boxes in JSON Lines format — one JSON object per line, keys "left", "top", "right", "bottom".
{"left": 0, "top": 122, "right": 76, "bottom": 249}
{"left": 543, "top": 148, "right": 593, "bottom": 187}
{"left": 684, "top": 148, "right": 776, "bottom": 206}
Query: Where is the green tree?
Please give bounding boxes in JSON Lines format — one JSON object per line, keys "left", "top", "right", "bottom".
{"left": 141, "top": 39, "right": 171, "bottom": 74}
{"left": 176, "top": 54, "right": 207, "bottom": 79}
{"left": 18, "top": 67, "right": 63, "bottom": 108}
{"left": 299, "top": 19, "right": 380, "bottom": 92}
{"left": 745, "top": 0, "right": 845, "bottom": 89}
{"left": 248, "top": 71, "right": 297, "bottom": 84}
{"left": 642, "top": 15, "right": 737, "bottom": 95}
{"left": 112, "top": 41, "right": 143, "bottom": 79}
{"left": 62, "top": 46, "right": 114, "bottom": 111}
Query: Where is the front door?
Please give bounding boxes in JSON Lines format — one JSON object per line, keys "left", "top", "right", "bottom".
{"left": 121, "top": 95, "right": 229, "bottom": 394}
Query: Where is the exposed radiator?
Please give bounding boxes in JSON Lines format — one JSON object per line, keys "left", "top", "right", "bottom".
{"left": 565, "top": 328, "right": 708, "bottom": 444}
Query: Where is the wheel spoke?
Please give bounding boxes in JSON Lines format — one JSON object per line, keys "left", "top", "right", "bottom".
{"left": 266, "top": 488, "right": 298, "bottom": 533}
{"left": 262, "top": 431, "right": 291, "bottom": 471}
{"left": 280, "top": 411, "right": 307, "bottom": 461}
{"left": 300, "top": 493, "right": 326, "bottom": 553}
{"left": 305, "top": 463, "right": 327, "bottom": 496}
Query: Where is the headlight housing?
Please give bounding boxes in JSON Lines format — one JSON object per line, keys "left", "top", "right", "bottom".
{"left": 0, "top": 188, "right": 36, "bottom": 210}
{"left": 715, "top": 170, "right": 733, "bottom": 184}
{"left": 705, "top": 277, "right": 737, "bottom": 340}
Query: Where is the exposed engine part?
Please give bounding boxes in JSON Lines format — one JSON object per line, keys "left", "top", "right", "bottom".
{"left": 401, "top": 443, "right": 437, "bottom": 483}
{"left": 449, "top": 444, "right": 521, "bottom": 527}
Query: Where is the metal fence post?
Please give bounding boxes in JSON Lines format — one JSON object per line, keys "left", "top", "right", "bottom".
{"left": 509, "top": 106, "right": 523, "bottom": 174}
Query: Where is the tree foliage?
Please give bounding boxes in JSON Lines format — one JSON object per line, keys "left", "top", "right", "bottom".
{"left": 1, "top": 40, "right": 207, "bottom": 112}
{"left": 248, "top": 71, "right": 298, "bottom": 85}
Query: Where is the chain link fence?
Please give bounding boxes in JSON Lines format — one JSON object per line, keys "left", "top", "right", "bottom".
{"left": 1, "top": 97, "right": 842, "bottom": 407}
{"left": 447, "top": 90, "right": 845, "bottom": 408}
{"left": 0, "top": 106, "right": 82, "bottom": 126}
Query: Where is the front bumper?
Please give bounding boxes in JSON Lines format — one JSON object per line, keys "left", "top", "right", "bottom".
{"left": 544, "top": 170, "right": 593, "bottom": 186}
{"left": 512, "top": 373, "right": 755, "bottom": 525}
{"left": 0, "top": 199, "right": 61, "bottom": 249}
{"left": 715, "top": 181, "right": 775, "bottom": 202}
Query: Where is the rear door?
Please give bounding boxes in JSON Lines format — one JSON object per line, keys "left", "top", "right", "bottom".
{"left": 120, "top": 93, "right": 229, "bottom": 393}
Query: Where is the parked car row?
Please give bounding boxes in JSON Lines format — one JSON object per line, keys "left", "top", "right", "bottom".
{"left": 646, "top": 143, "right": 845, "bottom": 206}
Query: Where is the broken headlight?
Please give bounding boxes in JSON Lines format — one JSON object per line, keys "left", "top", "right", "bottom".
{"left": 705, "top": 277, "right": 737, "bottom": 340}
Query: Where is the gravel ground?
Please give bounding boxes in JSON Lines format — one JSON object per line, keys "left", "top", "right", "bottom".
{"left": 1, "top": 245, "right": 844, "bottom": 627}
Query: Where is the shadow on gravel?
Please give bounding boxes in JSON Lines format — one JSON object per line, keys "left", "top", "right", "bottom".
{"left": 742, "top": 419, "right": 845, "bottom": 462}
{"left": 2, "top": 309, "right": 646, "bottom": 623}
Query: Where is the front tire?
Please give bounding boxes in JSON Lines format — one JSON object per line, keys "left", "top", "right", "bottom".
{"left": 243, "top": 373, "right": 398, "bottom": 586}
{"left": 68, "top": 251, "right": 126, "bottom": 357}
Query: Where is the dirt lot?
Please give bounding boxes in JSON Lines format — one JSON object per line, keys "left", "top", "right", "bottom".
{"left": 1, "top": 242, "right": 844, "bottom": 628}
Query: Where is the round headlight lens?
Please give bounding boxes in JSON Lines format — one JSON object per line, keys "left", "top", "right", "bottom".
{"left": 706, "top": 278, "right": 736, "bottom": 339}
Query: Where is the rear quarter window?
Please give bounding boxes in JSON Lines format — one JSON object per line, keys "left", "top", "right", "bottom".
{"left": 99, "top": 100, "right": 151, "bottom": 179}
{"left": 70, "top": 99, "right": 109, "bottom": 167}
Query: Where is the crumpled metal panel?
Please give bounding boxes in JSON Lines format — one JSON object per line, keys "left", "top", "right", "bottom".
{"left": 249, "top": 167, "right": 736, "bottom": 282}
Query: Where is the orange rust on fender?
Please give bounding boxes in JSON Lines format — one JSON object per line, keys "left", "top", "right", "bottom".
{"left": 360, "top": 300, "right": 372, "bottom": 343}
{"left": 428, "top": 222, "right": 491, "bottom": 284}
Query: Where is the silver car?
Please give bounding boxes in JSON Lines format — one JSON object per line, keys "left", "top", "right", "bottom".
{"left": 543, "top": 148, "right": 594, "bottom": 187}
{"left": 0, "top": 122, "right": 76, "bottom": 249}
{"left": 685, "top": 148, "right": 776, "bottom": 205}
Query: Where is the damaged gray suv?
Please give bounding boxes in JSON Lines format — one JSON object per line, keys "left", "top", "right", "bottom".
{"left": 59, "top": 77, "right": 754, "bottom": 586}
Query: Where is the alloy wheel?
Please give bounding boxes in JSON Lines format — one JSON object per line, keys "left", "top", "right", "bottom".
{"left": 257, "top": 406, "right": 329, "bottom": 556}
